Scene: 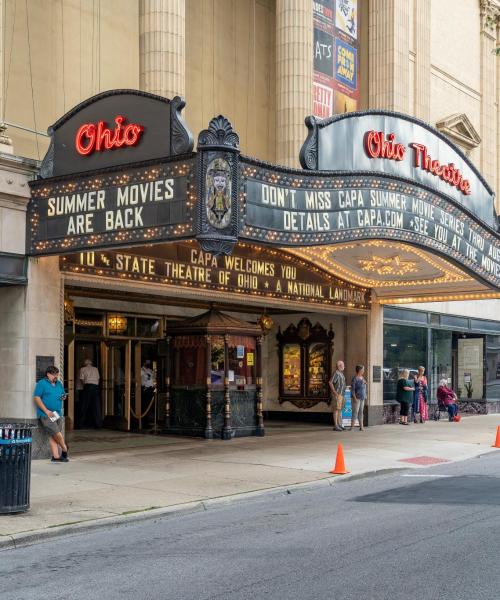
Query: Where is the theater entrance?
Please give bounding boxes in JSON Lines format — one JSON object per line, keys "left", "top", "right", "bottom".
{"left": 65, "top": 308, "right": 163, "bottom": 433}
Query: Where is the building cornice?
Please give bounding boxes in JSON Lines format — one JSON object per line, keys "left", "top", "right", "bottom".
{"left": 480, "top": 0, "right": 500, "bottom": 33}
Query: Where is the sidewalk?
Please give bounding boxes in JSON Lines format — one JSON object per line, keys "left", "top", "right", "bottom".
{"left": 1, "top": 415, "right": 499, "bottom": 546}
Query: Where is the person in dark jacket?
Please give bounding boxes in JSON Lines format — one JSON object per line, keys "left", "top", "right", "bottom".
{"left": 396, "top": 369, "right": 415, "bottom": 425}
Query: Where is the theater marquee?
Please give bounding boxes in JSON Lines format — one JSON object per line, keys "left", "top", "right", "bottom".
{"left": 27, "top": 91, "right": 500, "bottom": 292}
{"left": 239, "top": 162, "right": 500, "bottom": 288}
{"left": 60, "top": 243, "right": 370, "bottom": 310}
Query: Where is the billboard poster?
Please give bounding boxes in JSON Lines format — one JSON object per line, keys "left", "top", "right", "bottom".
{"left": 312, "top": 0, "right": 360, "bottom": 119}
{"left": 313, "top": 1, "right": 335, "bottom": 119}
{"left": 335, "top": 0, "right": 357, "bottom": 39}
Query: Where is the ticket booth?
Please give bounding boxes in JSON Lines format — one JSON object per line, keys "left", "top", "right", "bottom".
{"left": 163, "top": 309, "right": 264, "bottom": 439}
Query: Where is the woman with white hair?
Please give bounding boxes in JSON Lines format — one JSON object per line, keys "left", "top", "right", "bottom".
{"left": 396, "top": 369, "right": 415, "bottom": 425}
{"left": 436, "top": 379, "right": 459, "bottom": 421}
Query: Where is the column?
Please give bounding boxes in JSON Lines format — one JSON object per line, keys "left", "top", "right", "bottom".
{"left": 276, "top": 0, "right": 313, "bottom": 167}
{"left": 497, "top": 17, "right": 500, "bottom": 214}
{"left": 0, "top": 0, "right": 12, "bottom": 153}
{"left": 366, "top": 298, "right": 384, "bottom": 425}
{"left": 413, "top": 0, "right": 431, "bottom": 122}
{"left": 164, "top": 336, "right": 172, "bottom": 428}
{"left": 205, "top": 334, "right": 213, "bottom": 439}
{"left": 479, "top": 0, "right": 500, "bottom": 194}
{"left": 222, "top": 334, "right": 232, "bottom": 440}
{"left": 255, "top": 336, "right": 264, "bottom": 436}
{"left": 139, "top": 0, "right": 186, "bottom": 98}
{"left": 369, "top": 0, "right": 410, "bottom": 112}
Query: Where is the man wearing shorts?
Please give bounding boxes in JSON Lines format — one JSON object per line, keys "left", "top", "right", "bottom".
{"left": 33, "top": 366, "right": 69, "bottom": 463}
{"left": 329, "top": 360, "right": 346, "bottom": 432}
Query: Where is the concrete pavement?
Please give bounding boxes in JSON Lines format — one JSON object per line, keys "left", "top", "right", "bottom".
{"left": 3, "top": 452, "right": 500, "bottom": 600}
{"left": 1, "top": 414, "right": 499, "bottom": 546}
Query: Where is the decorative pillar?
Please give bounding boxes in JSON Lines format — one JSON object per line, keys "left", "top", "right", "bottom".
{"left": 366, "top": 297, "right": 384, "bottom": 425}
{"left": 222, "top": 334, "right": 232, "bottom": 440}
{"left": 479, "top": 0, "right": 500, "bottom": 194}
{"left": 0, "top": 0, "right": 12, "bottom": 153}
{"left": 328, "top": 324, "right": 335, "bottom": 408}
{"left": 497, "top": 17, "right": 500, "bottom": 215}
{"left": 413, "top": 0, "right": 431, "bottom": 122}
{"left": 368, "top": 0, "right": 410, "bottom": 112}
{"left": 164, "top": 336, "right": 171, "bottom": 428}
{"left": 205, "top": 334, "right": 213, "bottom": 439}
{"left": 139, "top": 0, "right": 185, "bottom": 98}
{"left": 276, "top": 0, "right": 313, "bottom": 167}
{"left": 255, "top": 336, "right": 265, "bottom": 436}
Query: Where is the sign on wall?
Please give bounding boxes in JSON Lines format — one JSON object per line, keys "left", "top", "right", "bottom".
{"left": 39, "top": 90, "right": 194, "bottom": 179}
{"left": 28, "top": 158, "right": 196, "bottom": 255}
{"left": 60, "top": 243, "right": 371, "bottom": 310}
{"left": 313, "top": 0, "right": 360, "bottom": 119}
{"left": 300, "top": 111, "right": 497, "bottom": 229}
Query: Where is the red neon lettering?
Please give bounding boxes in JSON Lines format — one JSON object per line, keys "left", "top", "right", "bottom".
{"left": 75, "top": 124, "right": 96, "bottom": 155}
{"left": 75, "top": 116, "right": 144, "bottom": 156}
{"left": 364, "top": 130, "right": 406, "bottom": 161}
{"left": 409, "top": 143, "right": 471, "bottom": 195}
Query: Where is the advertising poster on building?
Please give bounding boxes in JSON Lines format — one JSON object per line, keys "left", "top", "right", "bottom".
{"left": 313, "top": 0, "right": 335, "bottom": 119}
{"left": 313, "top": 0, "right": 360, "bottom": 119}
{"left": 333, "top": 0, "right": 360, "bottom": 114}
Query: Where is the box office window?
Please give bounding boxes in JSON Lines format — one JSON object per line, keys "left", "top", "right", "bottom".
{"left": 228, "top": 337, "right": 256, "bottom": 387}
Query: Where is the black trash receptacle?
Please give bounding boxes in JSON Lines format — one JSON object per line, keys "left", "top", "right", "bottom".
{"left": 0, "top": 423, "right": 36, "bottom": 514}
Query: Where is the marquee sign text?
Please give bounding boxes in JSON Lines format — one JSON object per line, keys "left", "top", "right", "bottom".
{"left": 28, "top": 159, "right": 195, "bottom": 255}
{"left": 242, "top": 172, "right": 500, "bottom": 289}
{"left": 60, "top": 244, "right": 370, "bottom": 310}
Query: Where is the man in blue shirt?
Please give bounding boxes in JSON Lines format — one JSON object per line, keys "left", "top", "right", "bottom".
{"left": 33, "top": 366, "right": 69, "bottom": 463}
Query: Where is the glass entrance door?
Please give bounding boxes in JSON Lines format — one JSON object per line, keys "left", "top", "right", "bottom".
{"left": 102, "top": 340, "right": 131, "bottom": 430}
{"left": 131, "top": 342, "right": 158, "bottom": 431}
{"left": 74, "top": 341, "right": 101, "bottom": 429}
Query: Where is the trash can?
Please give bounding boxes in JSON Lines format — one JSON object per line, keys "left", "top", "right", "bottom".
{"left": 0, "top": 423, "right": 36, "bottom": 514}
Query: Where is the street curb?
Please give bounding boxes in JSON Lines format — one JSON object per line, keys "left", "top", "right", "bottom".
{"left": 0, "top": 467, "right": 403, "bottom": 551}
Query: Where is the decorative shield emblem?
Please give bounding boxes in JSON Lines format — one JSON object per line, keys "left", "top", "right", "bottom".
{"left": 206, "top": 157, "right": 231, "bottom": 229}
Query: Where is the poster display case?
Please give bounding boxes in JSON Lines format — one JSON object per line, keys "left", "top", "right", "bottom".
{"left": 277, "top": 318, "right": 334, "bottom": 409}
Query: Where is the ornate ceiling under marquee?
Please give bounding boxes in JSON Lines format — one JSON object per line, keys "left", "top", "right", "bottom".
{"left": 286, "top": 240, "right": 500, "bottom": 303}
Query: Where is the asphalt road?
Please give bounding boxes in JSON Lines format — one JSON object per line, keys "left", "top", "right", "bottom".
{"left": 2, "top": 452, "right": 500, "bottom": 600}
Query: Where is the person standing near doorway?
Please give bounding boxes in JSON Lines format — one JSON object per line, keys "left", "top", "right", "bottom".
{"left": 141, "top": 360, "right": 156, "bottom": 427}
{"left": 79, "top": 358, "right": 101, "bottom": 429}
{"left": 396, "top": 369, "right": 415, "bottom": 425}
{"left": 330, "top": 360, "right": 346, "bottom": 432}
{"left": 350, "top": 365, "right": 367, "bottom": 431}
{"left": 33, "top": 366, "right": 69, "bottom": 463}
{"left": 413, "top": 366, "right": 429, "bottom": 423}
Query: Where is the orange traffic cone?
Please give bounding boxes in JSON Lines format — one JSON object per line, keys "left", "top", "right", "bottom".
{"left": 330, "top": 443, "right": 350, "bottom": 475}
{"left": 492, "top": 426, "right": 500, "bottom": 448}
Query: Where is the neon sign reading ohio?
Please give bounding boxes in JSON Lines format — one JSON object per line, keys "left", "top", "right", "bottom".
{"left": 75, "top": 116, "right": 144, "bottom": 156}
{"left": 364, "top": 130, "right": 471, "bottom": 195}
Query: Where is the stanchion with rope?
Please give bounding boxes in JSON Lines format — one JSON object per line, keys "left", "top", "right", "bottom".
{"left": 130, "top": 396, "right": 156, "bottom": 422}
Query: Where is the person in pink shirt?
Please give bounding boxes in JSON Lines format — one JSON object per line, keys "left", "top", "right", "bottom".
{"left": 436, "top": 379, "right": 459, "bottom": 421}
